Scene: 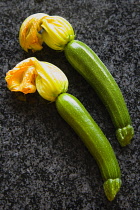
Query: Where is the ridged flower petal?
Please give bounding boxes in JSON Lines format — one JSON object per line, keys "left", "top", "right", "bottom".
{"left": 41, "top": 16, "right": 75, "bottom": 50}
{"left": 36, "top": 62, "right": 68, "bottom": 101}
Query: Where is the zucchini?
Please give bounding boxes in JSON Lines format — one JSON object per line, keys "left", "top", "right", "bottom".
{"left": 56, "top": 93, "right": 122, "bottom": 201}
{"left": 64, "top": 40, "right": 134, "bottom": 146}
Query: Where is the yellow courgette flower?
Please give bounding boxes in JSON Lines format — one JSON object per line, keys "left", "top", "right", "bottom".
{"left": 19, "top": 13, "right": 75, "bottom": 52}
{"left": 41, "top": 15, "right": 75, "bottom": 50}
{"left": 5, "top": 57, "right": 68, "bottom": 102}
{"left": 35, "top": 61, "right": 68, "bottom": 101}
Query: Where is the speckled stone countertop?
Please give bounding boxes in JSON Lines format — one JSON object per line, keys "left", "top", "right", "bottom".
{"left": 1, "top": 0, "right": 139, "bottom": 209}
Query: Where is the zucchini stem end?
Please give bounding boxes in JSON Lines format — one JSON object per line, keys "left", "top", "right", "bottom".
{"left": 116, "top": 125, "right": 134, "bottom": 147}
{"left": 103, "top": 178, "right": 122, "bottom": 201}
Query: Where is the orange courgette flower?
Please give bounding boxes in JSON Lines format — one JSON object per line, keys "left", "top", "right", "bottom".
{"left": 5, "top": 57, "right": 68, "bottom": 102}
{"left": 19, "top": 13, "right": 75, "bottom": 52}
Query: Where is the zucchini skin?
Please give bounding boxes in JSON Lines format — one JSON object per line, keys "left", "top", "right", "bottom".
{"left": 64, "top": 40, "right": 134, "bottom": 146}
{"left": 56, "top": 93, "right": 121, "bottom": 201}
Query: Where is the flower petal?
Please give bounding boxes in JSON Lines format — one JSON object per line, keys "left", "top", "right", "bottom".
{"left": 36, "top": 61, "right": 68, "bottom": 101}
{"left": 41, "top": 16, "right": 75, "bottom": 50}
{"left": 5, "top": 58, "right": 38, "bottom": 94}
{"left": 19, "top": 13, "right": 49, "bottom": 52}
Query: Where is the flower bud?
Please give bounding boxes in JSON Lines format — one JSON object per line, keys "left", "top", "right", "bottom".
{"left": 5, "top": 57, "right": 68, "bottom": 102}
{"left": 41, "top": 15, "right": 75, "bottom": 50}
{"left": 36, "top": 61, "right": 68, "bottom": 101}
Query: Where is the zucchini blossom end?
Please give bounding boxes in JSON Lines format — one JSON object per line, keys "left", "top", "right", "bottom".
{"left": 19, "top": 13, "right": 75, "bottom": 52}
{"left": 5, "top": 57, "right": 68, "bottom": 102}
{"left": 41, "top": 15, "right": 75, "bottom": 51}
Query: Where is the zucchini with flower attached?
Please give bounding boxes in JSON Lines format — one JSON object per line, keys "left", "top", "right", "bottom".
{"left": 5, "top": 57, "right": 122, "bottom": 201}
{"left": 18, "top": 13, "right": 134, "bottom": 146}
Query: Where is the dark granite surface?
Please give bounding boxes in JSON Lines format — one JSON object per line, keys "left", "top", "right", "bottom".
{"left": 0, "top": 0, "right": 140, "bottom": 209}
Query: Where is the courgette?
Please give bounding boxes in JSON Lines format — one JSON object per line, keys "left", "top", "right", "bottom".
{"left": 56, "top": 93, "right": 122, "bottom": 201}
{"left": 5, "top": 56, "right": 122, "bottom": 201}
{"left": 64, "top": 40, "right": 134, "bottom": 146}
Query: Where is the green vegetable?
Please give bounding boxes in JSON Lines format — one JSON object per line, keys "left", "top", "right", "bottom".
{"left": 56, "top": 93, "right": 122, "bottom": 201}
{"left": 64, "top": 40, "right": 134, "bottom": 146}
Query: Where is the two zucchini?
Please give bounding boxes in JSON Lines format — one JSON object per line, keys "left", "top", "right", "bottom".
{"left": 19, "top": 13, "right": 134, "bottom": 146}
{"left": 18, "top": 14, "right": 135, "bottom": 201}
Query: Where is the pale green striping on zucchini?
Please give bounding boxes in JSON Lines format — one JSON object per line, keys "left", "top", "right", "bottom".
{"left": 56, "top": 93, "right": 122, "bottom": 201}
{"left": 64, "top": 40, "right": 134, "bottom": 146}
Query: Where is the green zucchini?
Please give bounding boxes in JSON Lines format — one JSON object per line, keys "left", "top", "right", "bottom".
{"left": 56, "top": 93, "right": 122, "bottom": 201}
{"left": 64, "top": 40, "right": 134, "bottom": 146}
